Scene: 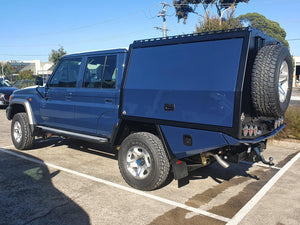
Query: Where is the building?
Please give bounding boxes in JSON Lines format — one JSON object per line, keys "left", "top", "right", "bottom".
{"left": 10, "top": 60, "right": 53, "bottom": 75}
{"left": 9, "top": 60, "right": 53, "bottom": 82}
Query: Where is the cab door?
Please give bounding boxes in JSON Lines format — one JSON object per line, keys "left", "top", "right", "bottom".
{"left": 72, "top": 55, "right": 119, "bottom": 137}
{"left": 40, "top": 58, "right": 82, "bottom": 130}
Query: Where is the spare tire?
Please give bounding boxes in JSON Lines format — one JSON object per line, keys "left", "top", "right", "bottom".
{"left": 251, "top": 45, "right": 293, "bottom": 117}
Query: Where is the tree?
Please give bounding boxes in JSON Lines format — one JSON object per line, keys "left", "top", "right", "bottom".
{"left": 17, "top": 70, "right": 34, "bottom": 80}
{"left": 173, "top": 0, "right": 249, "bottom": 24}
{"left": 1, "top": 62, "right": 13, "bottom": 77}
{"left": 237, "top": 13, "right": 289, "bottom": 47}
{"left": 195, "top": 7, "right": 242, "bottom": 32}
{"left": 13, "top": 70, "right": 35, "bottom": 88}
{"left": 49, "top": 47, "right": 67, "bottom": 69}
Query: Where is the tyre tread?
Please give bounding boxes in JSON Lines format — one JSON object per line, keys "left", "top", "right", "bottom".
{"left": 118, "top": 132, "right": 170, "bottom": 191}
{"left": 11, "top": 112, "right": 34, "bottom": 150}
{"left": 251, "top": 45, "right": 292, "bottom": 116}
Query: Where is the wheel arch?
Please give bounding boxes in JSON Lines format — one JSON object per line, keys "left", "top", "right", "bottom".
{"left": 111, "top": 120, "right": 158, "bottom": 146}
{"left": 111, "top": 119, "right": 176, "bottom": 162}
{"left": 7, "top": 99, "right": 36, "bottom": 132}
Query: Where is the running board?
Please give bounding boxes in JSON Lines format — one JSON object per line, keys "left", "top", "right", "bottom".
{"left": 36, "top": 126, "right": 108, "bottom": 143}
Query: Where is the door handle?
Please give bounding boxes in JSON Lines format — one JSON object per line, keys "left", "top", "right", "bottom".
{"left": 105, "top": 99, "right": 113, "bottom": 103}
{"left": 164, "top": 103, "right": 175, "bottom": 111}
{"left": 66, "top": 92, "right": 72, "bottom": 100}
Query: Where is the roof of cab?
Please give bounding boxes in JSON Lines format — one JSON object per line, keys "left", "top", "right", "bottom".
{"left": 62, "top": 48, "right": 128, "bottom": 58}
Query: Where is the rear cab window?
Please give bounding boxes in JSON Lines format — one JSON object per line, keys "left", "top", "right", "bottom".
{"left": 83, "top": 55, "right": 117, "bottom": 89}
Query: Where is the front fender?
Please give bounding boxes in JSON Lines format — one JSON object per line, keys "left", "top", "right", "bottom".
{"left": 6, "top": 99, "right": 36, "bottom": 132}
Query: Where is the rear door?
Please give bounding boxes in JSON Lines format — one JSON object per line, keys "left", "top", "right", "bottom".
{"left": 40, "top": 58, "right": 82, "bottom": 130}
{"left": 72, "top": 54, "right": 119, "bottom": 137}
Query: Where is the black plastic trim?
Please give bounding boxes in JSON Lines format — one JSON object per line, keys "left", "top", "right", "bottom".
{"left": 124, "top": 115, "right": 232, "bottom": 135}
{"left": 155, "top": 124, "right": 176, "bottom": 161}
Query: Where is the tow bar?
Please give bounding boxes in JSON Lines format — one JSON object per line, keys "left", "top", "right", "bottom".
{"left": 253, "top": 147, "right": 275, "bottom": 166}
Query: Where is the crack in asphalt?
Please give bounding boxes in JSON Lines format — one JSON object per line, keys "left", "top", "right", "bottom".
{"left": 22, "top": 201, "right": 70, "bottom": 225}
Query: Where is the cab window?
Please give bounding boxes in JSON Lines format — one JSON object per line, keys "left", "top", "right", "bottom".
{"left": 83, "top": 55, "right": 117, "bottom": 89}
{"left": 49, "top": 59, "right": 81, "bottom": 88}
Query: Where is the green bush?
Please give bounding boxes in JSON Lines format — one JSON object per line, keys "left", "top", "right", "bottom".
{"left": 274, "top": 106, "right": 300, "bottom": 140}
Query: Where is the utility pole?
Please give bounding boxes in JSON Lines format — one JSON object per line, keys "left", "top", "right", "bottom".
{"left": 154, "top": 2, "right": 171, "bottom": 38}
{"left": 1, "top": 62, "right": 4, "bottom": 78}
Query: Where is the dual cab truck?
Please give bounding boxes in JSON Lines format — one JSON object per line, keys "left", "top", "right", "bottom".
{"left": 7, "top": 28, "right": 293, "bottom": 190}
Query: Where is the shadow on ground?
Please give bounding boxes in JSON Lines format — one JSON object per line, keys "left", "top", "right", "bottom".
{"left": 30, "top": 136, "right": 258, "bottom": 189}
{"left": 33, "top": 137, "right": 118, "bottom": 160}
{"left": 0, "top": 150, "right": 91, "bottom": 225}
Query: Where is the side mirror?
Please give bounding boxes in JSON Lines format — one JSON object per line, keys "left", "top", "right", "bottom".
{"left": 35, "top": 76, "right": 43, "bottom": 86}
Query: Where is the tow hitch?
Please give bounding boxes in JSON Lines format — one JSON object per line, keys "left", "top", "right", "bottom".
{"left": 250, "top": 146, "right": 275, "bottom": 166}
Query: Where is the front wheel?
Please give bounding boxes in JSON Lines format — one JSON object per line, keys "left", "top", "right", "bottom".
{"left": 118, "top": 132, "right": 170, "bottom": 191}
{"left": 11, "top": 113, "right": 34, "bottom": 150}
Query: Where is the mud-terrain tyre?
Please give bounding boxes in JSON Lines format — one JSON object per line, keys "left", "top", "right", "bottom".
{"left": 118, "top": 132, "right": 170, "bottom": 191}
{"left": 251, "top": 45, "right": 293, "bottom": 117}
{"left": 11, "top": 113, "right": 34, "bottom": 150}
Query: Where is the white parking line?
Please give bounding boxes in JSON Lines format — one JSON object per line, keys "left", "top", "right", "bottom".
{"left": 240, "top": 161, "right": 281, "bottom": 170}
{"left": 0, "top": 147, "right": 230, "bottom": 223}
{"left": 1, "top": 145, "right": 14, "bottom": 149}
{"left": 291, "top": 96, "right": 300, "bottom": 101}
{"left": 227, "top": 152, "right": 300, "bottom": 225}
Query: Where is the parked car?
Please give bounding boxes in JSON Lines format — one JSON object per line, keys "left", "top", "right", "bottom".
{"left": 13, "top": 79, "right": 35, "bottom": 89}
{"left": 0, "top": 78, "right": 18, "bottom": 107}
{"left": 6, "top": 28, "right": 293, "bottom": 190}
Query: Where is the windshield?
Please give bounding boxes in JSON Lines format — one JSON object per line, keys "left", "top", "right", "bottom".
{"left": 0, "top": 79, "right": 12, "bottom": 87}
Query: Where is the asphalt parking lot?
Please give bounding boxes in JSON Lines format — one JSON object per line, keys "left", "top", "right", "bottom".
{"left": 0, "top": 109, "right": 300, "bottom": 225}
{"left": 291, "top": 87, "right": 300, "bottom": 106}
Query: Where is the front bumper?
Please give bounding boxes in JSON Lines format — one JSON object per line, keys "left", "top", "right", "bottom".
{"left": 0, "top": 96, "right": 8, "bottom": 106}
{"left": 6, "top": 105, "right": 12, "bottom": 120}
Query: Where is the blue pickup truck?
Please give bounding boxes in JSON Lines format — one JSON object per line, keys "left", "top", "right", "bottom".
{"left": 6, "top": 28, "right": 293, "bottom": 190}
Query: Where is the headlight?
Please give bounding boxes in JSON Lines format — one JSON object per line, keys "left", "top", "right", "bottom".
{"left": 0, "top": 93, "right": 4, "bottom": 99}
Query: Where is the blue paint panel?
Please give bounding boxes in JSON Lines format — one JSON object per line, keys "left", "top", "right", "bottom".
{"left": 73, "top": 88, "right": 117, "bottom": 136}
{"left": 160, "top": 125, "right": 228, "bottom": 159}
{"left": 124, "top": 38, "right": 244, "bottom": 127}
{"left": 124, "top": 89, "right": 235, "bottom": 127}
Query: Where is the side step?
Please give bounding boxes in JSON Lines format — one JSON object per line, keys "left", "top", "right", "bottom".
{"left": 36, "top": 126, "right": 108, "bottom": 143}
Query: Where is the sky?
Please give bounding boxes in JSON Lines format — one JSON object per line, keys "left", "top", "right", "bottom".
{"left": 0, "top": 0, "right": 299, "bottom": 62}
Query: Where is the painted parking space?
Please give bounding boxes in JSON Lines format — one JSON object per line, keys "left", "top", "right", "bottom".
{"left": 1, "top": 109, "right": 300, "bottom": 224}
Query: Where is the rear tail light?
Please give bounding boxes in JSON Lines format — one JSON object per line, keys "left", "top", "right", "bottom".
{"left": 248, "top": 125, "right": 254, "bottom": 136}
{"left": 274, "top": 117, "right": 284, "bottom": 129}
{"left": 280, "top": 117, "right": 284, "bottom": 125}
{"left": 242, "top": 125, "right": 248, "bottom": 136}
{"left": 242, "top": 124, "right": 260, "bottom": 137}
{"left": 274, "top": 120, "right": 278, "bottom": 129}
{"left": 253, "top": 125, "right": 258, "bottom": 136}
{"left": 243, "top": 116, "right": 284, "bottom": 137}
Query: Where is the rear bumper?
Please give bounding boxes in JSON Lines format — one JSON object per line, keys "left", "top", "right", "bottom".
{"left": 160, "top": 124, "right": 285, "bottom": 159}
{"left": 223, "top": 125, "right": 285, "bottom": 146}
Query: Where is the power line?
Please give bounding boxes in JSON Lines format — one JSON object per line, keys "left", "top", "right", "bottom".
{"left": 3, "top": 3, "right": 160, "bottom": 40}
{"left": 174, "top": 0, "right": 298, "bottom": 6}
{"left": 0, "top": 54, "right": 48, "bottom": 57}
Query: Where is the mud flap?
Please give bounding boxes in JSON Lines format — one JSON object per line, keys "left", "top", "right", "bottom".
{"left": 171, "top": 159, "right": 188, "bottom": 180}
